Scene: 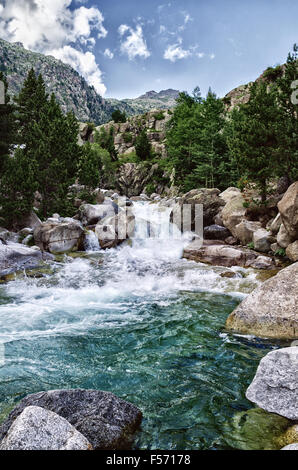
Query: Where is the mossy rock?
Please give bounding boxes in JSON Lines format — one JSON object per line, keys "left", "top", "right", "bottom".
{"left": 223, "top": 408, "right": 291, "bottom": 450}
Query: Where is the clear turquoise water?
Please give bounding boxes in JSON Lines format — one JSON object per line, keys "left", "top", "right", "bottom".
{"left": 0, "top": 205, "right": 281, "bottom": 450}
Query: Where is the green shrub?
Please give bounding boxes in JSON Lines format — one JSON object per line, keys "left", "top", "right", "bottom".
{"left": 112, "top": 109, "right": 127, "bottom": 123}
{"left": 123, "top": 132, "right": 133, "bottom": 143}
{"left": 154, "top": 111, "right": 165, "bottom": 120}
{"left": 263, "top": 65, "right": 283, "bottom": 81}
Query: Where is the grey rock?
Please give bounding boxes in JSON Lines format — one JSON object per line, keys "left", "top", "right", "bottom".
{"left": 277, "top": 223, "right": 292, "bottom": 248}
{"left": 270, "top": 213, "right": 282, "bottom": 235}
{"left": 286, "top": 241, "right": 298, "bottom": 262}
{"left": 253, "top": 228, "right": 273, "bottom": 253}
{"left": 281, "top": 443, "right": 298, "bottom": 450}
{"left": 0, "top": 242, "right": 50, "bottom": 276}
{"left": 0, "top": 406, "right": 92, "bottom": 450}
{"left": 226, "top": 262, "right": 298, "bottom": 339}
{"left": 34, "top": 220, "right": 84, "bottom": 254}
{"left": 246, "top": 347, "right": 298, "bottom": 420}
{"left": 203, "top": 225, "right": 231, "bottom": 241}
{"left": 278, "top": 182, "right": 298, "bottom": 240}
{"left": 0, "top": 389, "right": 142, "bottom": 450}
{"left": 234, "top": 220, "right": 262, "bottom": 245}
{"left": 79, "top": 203, "right": 118, "bottom": 226}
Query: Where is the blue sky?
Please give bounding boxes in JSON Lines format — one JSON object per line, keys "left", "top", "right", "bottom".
{"left": 0, "top": 0, "right": 297, "bottom": 99}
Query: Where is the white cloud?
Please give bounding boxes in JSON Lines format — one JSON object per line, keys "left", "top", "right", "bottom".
{"left": 118, "top": 24, "right": 150, "bottom": 60}
{"left": 210, "top": 53, "right": 216, "bottom": 60}
{"left": 163, "top": 39, "right": 191, "bottom": 62}
{"left": 104, "top": 48, "right": 114, "bottom": 59}
{"left": 49, "top": 45, "right": 106, "bottom": 96}
{"left": 0, "top": 0, "right": 107, "bottom": 95}
{"left": 197, "top": 52, "right": 205, "bottom": 59}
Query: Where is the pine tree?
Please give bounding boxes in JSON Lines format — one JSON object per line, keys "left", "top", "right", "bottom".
{"left": 0, "top": 72, "right": 17, "bottom": 172}
{"left": 275, "top": 44, "right": 298, "bottom": 182}
{"left": 14, "top": 69, "right": 48, "bottom": 145}
{"left": 77, "top": 142, "right": 102, "bottom": 190}
{"left": 29, "top": 94, "right": 81, "bottom": 218}
{"left": 0, "top": 148, "right": 37, "bottom": 229}
{"left": 226, "top": 81, "right": 280, "bottom": 201}
{"left": 135, "top": 129, "right": 151, "bottom": 160}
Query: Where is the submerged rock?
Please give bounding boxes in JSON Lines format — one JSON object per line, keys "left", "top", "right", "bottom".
{"left": 0, "top": 389, "right": 142, "bottom": 450}
{"left": 276, "top": 425, "right": 298, "bottom": 449}
{"left": 226, "top": 262, "right": 298, "bottom": 339}
{"left": 223, "top": 407, "right": 290, "bottom": 450}
{"left": 0, "top": 406, "right": 92, "bottom": 450}
{"left": 246, "top": 347, "right": 298, "bottom": 420}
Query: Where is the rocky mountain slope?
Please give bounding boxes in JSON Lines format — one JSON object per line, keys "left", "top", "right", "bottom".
{"left": 106, "top": 89, "right": 179, "bottom": 116}
{"left": 0, "top": 38, "right": 179, "bottom": 124}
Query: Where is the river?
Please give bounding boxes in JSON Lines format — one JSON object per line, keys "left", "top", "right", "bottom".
{"left": 0, "top": 202, "right": 280, "bottom": 449}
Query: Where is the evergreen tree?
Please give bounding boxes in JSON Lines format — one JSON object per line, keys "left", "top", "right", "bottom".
{"left": 0, "top": 148, "right": 37, "bottom": 228}
{"left": 135, "top": 129, "right": 151, "bottom": 160}
{"left": 111, "top": 109, "right": 127, "bottom": 123}
{"left": 275, "top": 44, "right": 298, "bottom": 182}
{"left": 77, "top": 142, "right": 102, "bottom": 190}
{"left": 0, "top": 72, "right": 17, "bottom": 171}
{"left": 94, "top": 127, "right": 118, "bottom": 161}
{"left": 14, "top": 69, "right": 48, "bottom": 144}
{"left": 226, "top": 81, "right": 280, "bottom": 201}
{"left": 29, "top": 93, "right": 81, "bottom": 218}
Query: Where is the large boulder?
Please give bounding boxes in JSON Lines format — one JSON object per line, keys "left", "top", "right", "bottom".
{"left": 0, "top": 406, "right": 92, "bottom": 450}
{"left": 0, "top": 389, "right": 142, "bottom": 450}
{"left": 253, "top": 228, "right": 274, "bottom": 253}
{"left": 95, "top": 209, "right": 135, "bottom": 249}
{"left": 281, "top": 444, "right": 298, "bottom": 450}
{"left": 269, "top": 213, "right": 282, "bottom": 235}
{"left": 34, "top": 220, "right": 84, "bottom": 254}
{"left": 183, "top": 240, "right": 275, "bottom": 269}
{"left": 221, "top": 194, "right": 247, "bottom": 238}
{"left": 246, "top": 347, "right": 298, "bottom": 420}
{"left": 219, "top": 187, "right": 241, "bottom": 204}
{"left": 234, "top": 220, "right": 262, "bottom": 245}
{"left": 0, "top": 242, "right": 51, "bottom": 276}
{"left": 79, "top": 203, "right": 118, "bottom": 226}
{"left": 203, "top": 225, "right": 231, "bottom": 241}
{"left": 171, "top": 188, "right": 225, "bottom": 232}
{"left": 278, "top": 182, "right": 298, "bottom": 240}
{"left": 226, "top": 262, "right": 298, "bottom": 339}
{"left": 286, "top": 241, "right": 298, "bottom": 262}
{"left": 277, "top": 224, "right": 292, "bottom": 248}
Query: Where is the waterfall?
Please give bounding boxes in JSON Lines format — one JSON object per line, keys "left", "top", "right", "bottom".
{"left": 84, "top": 230, "right": 100, "bottom": 252}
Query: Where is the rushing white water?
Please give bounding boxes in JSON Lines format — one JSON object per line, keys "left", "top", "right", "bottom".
{"left": 0, "top": 202, "right": 261, "bottom": 345}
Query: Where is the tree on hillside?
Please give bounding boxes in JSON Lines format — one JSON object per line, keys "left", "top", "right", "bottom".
{"left": 94, "top": 127, "right": 118, "bottom": 162}
{"left": 183, "top": 89, "right": 232, "bottom": 190}
{"left": 0, "top": 148, "right": 37, "bottom": 228}
{"left": 111, "top": 109, "right": 127, "bottom": 123}
{"left": 0, "top": 72, "right": 17, "bottom": 171}
{"left": 135, "top": 129, "right": 151, "bottom": 160}
{"left": 275, "top": 44, "right": 298, "bottom": 183}
{"left": 77, "top": 142, "right": 103, "bottom": 190}
{"left": 14, "top": 69, "right": 48, "bottom": 144}
{"left": 166, "top": 87, "right": 234, "bottom": 191}
{"left": 28, "top": 93, "right": 81, "bottom": 218}
{"left": 226, "top": 81, "right": 281, "bottom": 201}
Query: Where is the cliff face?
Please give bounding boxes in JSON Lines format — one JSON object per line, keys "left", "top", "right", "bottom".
{"left": 0, "top": 38, "right": 111, "bottom": 124}
{"left": 80, "top": 109, "right": 172, "bottom": 159}
{"left": 0, "top": 38, "right": 179, "bottom": 124}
